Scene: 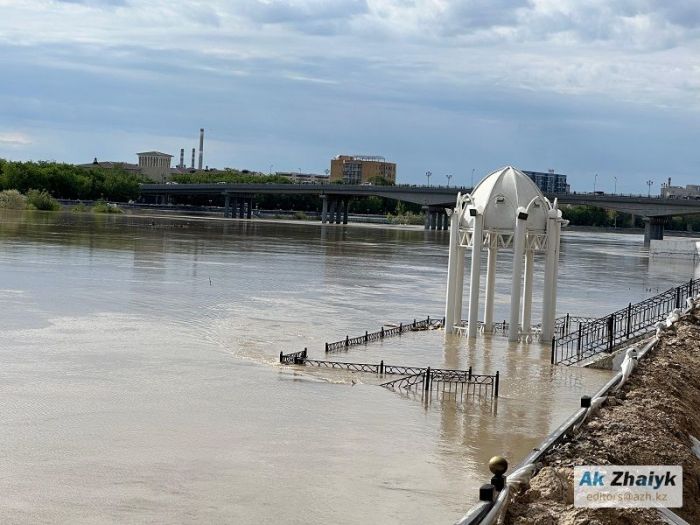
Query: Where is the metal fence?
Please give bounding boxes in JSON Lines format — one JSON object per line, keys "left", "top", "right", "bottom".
{"left": 325, "top": 317, "right": 438, "bottom": 353}
{"left": 278, "top": 351, "right": 499, "bottom": 398}
{"left": 552, "top": 278, "right": 699, "bottom": 365}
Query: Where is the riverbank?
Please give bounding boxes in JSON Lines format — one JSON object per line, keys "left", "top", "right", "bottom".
{"left": 504, "top": 309, "right": 700, "bottom": 524}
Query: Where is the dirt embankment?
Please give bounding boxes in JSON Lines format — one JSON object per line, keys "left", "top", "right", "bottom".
{"left": 505, "top": 310, "right": 700, "bottom": 525}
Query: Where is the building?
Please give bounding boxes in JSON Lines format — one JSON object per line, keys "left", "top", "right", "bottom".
{"left": 77, "top": 158, "right": 141, "bottom": 174}
{"left": 137, "top": 151, "right": 173, "bottom": 182}
{"left": 330, "top": 155, "right": 396, "bottom": 185}
{"left": 522, "top": 169, "right": 569, "bottom": 194}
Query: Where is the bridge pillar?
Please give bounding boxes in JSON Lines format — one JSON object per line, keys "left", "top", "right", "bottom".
{"left": 441, "top": 211, "right": 449, "bottom": 230}
{"left": 238, "top": 197, "right": 244, "bottom": 219}
{"left": 321, "top": 195, "right": 328, "bottom": 223}
{"left": 335, "top": 199, "right": 343, "bottom": 224}
{"left": 436, "top": 212, "right": 443, "bottom": 230}
{"left": 329, "top": 198, "right": 337, "bottom": 224}
{"left": 423, "top": 206, "right": 430, "bottom": 229}
{"left": 644, "top": 217, "right": 664, "bottom": 246}
{"left": 342, "top": 199, "right": 349, "bottom": 224}
{"left": 246, "top": 197, "right": 253, "bottom": 219}
{"left": 224, "top": 194, "right": 231, "bottom": 218}
{"left": 430, "top": 211, "right": 438, "bottom": 230}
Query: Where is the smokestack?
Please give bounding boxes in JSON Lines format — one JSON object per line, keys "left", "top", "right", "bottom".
{"left": 191, "top": 148, "right": 195, "bottom": 169}
{"left": 198, "top": 128, "right": 204, "bottom": 170}
{"left": 179, "top": 148, "right": 184, "bottom": 169}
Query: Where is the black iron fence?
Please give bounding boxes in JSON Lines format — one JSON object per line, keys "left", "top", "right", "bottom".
{"left": 279, "top": 351, "right": 499, "bottom": 397}
{"left": 325, "top": 317, "right": 439, "bottom": 353}
{"left": 552, "top": 278, "right": 699, "bottom": 366}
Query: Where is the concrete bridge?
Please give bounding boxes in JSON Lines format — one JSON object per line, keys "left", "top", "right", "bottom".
{"left": 139, "top": 183, "right": 700, "bottom": 242}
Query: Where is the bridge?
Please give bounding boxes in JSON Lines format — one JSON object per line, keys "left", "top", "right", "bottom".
{"left": 139, "top": 183, "right": 700, "bottom": 243}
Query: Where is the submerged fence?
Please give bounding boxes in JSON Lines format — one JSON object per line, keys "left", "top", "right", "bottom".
{"left": 552, "top": 278, "right": 699, "bottom": 366}
{"left": 324, "top": 317, "right": 439, "bottom": 353}
{"left": 279, "top": 350, "right": 499, "bottom": 398}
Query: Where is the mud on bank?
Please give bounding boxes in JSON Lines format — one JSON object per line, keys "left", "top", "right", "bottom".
{"left": 505, "top": 310, "right": 700, "bottom": 525}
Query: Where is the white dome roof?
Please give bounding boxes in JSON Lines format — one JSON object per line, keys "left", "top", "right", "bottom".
{"left": 461, "top": 166, "right": 550, "bottom": 232}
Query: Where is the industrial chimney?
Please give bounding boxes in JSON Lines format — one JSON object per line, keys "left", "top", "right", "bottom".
{"left": 191, "top": 148, "right": 195, "bottom": 169}
{"left": 179, "top": 148, "right": 184, "bottom": 169}
{"left": 198, "top": 128, "right": 204, "bottom": 170}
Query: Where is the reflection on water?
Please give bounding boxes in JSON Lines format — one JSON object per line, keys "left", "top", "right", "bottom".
{"left": 1, "top": 210, "right": 698, "bottom": 524}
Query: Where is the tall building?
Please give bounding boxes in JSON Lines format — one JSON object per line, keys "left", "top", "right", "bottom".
{"left": 330, "top": 155, "right": 396, "bottom": 184}
{"left": 137, "top": 151, "right": 173, "bottom": 182}
{"left": 522, "top": 169, "right": 569, "bottom": 194}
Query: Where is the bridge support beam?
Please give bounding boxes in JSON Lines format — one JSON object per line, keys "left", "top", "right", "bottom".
{"left": 224, "top": 194, "right": 231, "bottom": 218}
{"left": 335, "top": 199, "right": 344, "bottom": 224}
{"left": 644, "top": 216, "right": 664, "bottom": 246}
{"left": 247, "top": 197, "right": 253, "bottom": 219}
{"left": 321, "top": 195, "right": 328, "bottom": 224}
{"left": 342, "top": 199, "right": 349, "bottom": 224}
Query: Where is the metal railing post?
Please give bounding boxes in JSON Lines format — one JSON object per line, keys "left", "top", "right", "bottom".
{"left": 626, "top": 302, "right": 632, "bottom": 337}
{"left": 551, "top": 337, "right": 556, "bottom": 365}
{"left": 424, "top": 367, "right": 431, "bottom": 391}
{"left": 494, "top": 371, "right": 500, "bottom": 398}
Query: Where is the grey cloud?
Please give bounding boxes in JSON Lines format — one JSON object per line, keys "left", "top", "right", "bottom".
{"left": 55, "top": 0, "right": 129, "bottom": 6}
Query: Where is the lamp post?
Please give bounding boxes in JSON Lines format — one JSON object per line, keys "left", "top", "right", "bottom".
{"left": 269, "top": 164, "right": 274, "bottom": 176}
{"left": 613, "top": 176, "right": 617, "bottom": 194}
{"left": 426, "top": 170, "right": 432, "bottom": 187}
{"left": 594, "top": 173, "right": 598, "bottom": 193}
{"left": 646, "top": 180, "right": 654, "bottom": 197}
{"left": 446, "top": 174, "right": 452, "bottom": 187}
{"left": 471, "top": 168, "right": 475, "bottom": 189}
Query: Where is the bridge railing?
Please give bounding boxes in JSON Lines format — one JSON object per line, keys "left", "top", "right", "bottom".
{"left": 552, "top": 278, "right": 699, "bottom": 365}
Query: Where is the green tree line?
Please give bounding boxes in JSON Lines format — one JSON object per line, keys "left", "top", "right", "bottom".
{"left": 0, "top": 159, "right": 146, "bottom": 201}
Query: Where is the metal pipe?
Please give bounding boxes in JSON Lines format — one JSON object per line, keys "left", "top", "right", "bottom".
{"left": 198, "top": 128, "right": 204, "bottom": 170}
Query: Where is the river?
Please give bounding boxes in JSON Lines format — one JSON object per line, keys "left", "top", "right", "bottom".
{"left": 0, "top": 210, "right": 697, "bottom": 524}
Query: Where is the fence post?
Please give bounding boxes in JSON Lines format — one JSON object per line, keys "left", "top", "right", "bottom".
{"left": 303, "top": 348, "right": 307, "bottom": 360}
{"left": 345, "top": 335, "right": 349, "bottom": 347}
{"left": 413, "top": 318, "right": 416, "bottom": 328}
{"left": 468, "top": 366, "right": 472, "bottom": 381}
{"left": 325, "top": 342, "right": 329, "bottom": 353}
{"left": 502, "top": 320, "right": 506, "bottom": 332}
{"left": 566, "top": 313, "right": 570, "bottom": 333}
{"left": 424, "top": 367, "right": 431, "bottom": 391}
{"left": 676, "top": 286, "right": 681, "bottom": 309}
{"left": 551, "top": 337, "right": 556, "bottom": 365}
{"left": 607, "top": 315, "right": 614, "bottom": 352}
{"left": 399, "top": 322, "right": 403, "bottom": 333}
{"left": 494, "top": 371, "right": 500, "bottom": 398}
{"left": 364, "top": 330, "right": 368, "bottom": 343}
{"left": 626, "top": 302, "right": 632, "bottom": 337}
{"left": 279, "top": 351, "right": 283, "bottom": 363}
{"left": 689, "top": 279, "right": 694, "bottom": 300}
{"left": 379, "top": 360, "right": 384, "bottom": 375}
{"left": 427, "top": 315, "right": 430, "bottom": 325}
{"left": 381, "top": 327, "right": 385, "bottom": 338}
{"left": 577, "top": 324, "right": 583, "bottom": 353}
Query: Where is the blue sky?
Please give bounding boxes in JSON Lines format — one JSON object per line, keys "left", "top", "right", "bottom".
{"left": 0, "top": 0, "right": 699, "bottom": 192}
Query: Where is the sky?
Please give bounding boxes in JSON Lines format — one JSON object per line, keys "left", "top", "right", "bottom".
{"left": 0, "top": 0, "right": 699, "bottom": 192}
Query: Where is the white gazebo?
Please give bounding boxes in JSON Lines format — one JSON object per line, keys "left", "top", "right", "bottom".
{"left": 444, "top": 166, "right": 567, "bottom": 342}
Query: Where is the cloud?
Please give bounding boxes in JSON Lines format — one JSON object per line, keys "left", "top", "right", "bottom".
{"left": 0, "top": 132, "right": 32, "bottom": 147}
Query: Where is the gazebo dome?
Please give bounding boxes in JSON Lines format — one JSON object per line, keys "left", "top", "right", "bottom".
{"left": 462, "top": 166, "right": 549, "bottom": 232}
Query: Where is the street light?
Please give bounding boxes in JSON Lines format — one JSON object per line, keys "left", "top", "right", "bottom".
{"left": 269, "top": 164, "right": 274, "bottom": 176}
{"left": 426, "top": 170, "right": 432, "bottom": 187}
{"left": 646, "top": 180, "right": 654, "bottom": 197}
{"left": 613, "top": 176, "right": 617, "bottom": 194}
{"left": 446, "top": 174, "right": 453, "bottom": 187}
{"left": 594, "top": 173, "right": 598, "bottom": 193}
{"left": 471, "top": 168, "right": 475, "bottom": 189}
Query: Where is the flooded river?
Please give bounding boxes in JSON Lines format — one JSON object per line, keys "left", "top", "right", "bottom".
{"left": 0, "top": 210, "right": 697, "bottom": 524}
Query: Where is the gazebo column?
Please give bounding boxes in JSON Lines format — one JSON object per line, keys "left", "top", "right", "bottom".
{"left": 444, "top": 209, "right": 460, "bottom": 333}
{"left": 467, "top": 209, "right": 483, "bottom": 338}
{"left": 454, "top": 245, "right": 466, "bottom": 327}
{"left": 521, "top": 245, "right": 535, "bottom": 335}
{"left": 483, "top": 235, "right": 498, "bottom": 333}
{"left": 508, "top": 210, "right": 528, "bottom": 342}
{"left": 541, "top": 208, "right": 562, "bottom": 340}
